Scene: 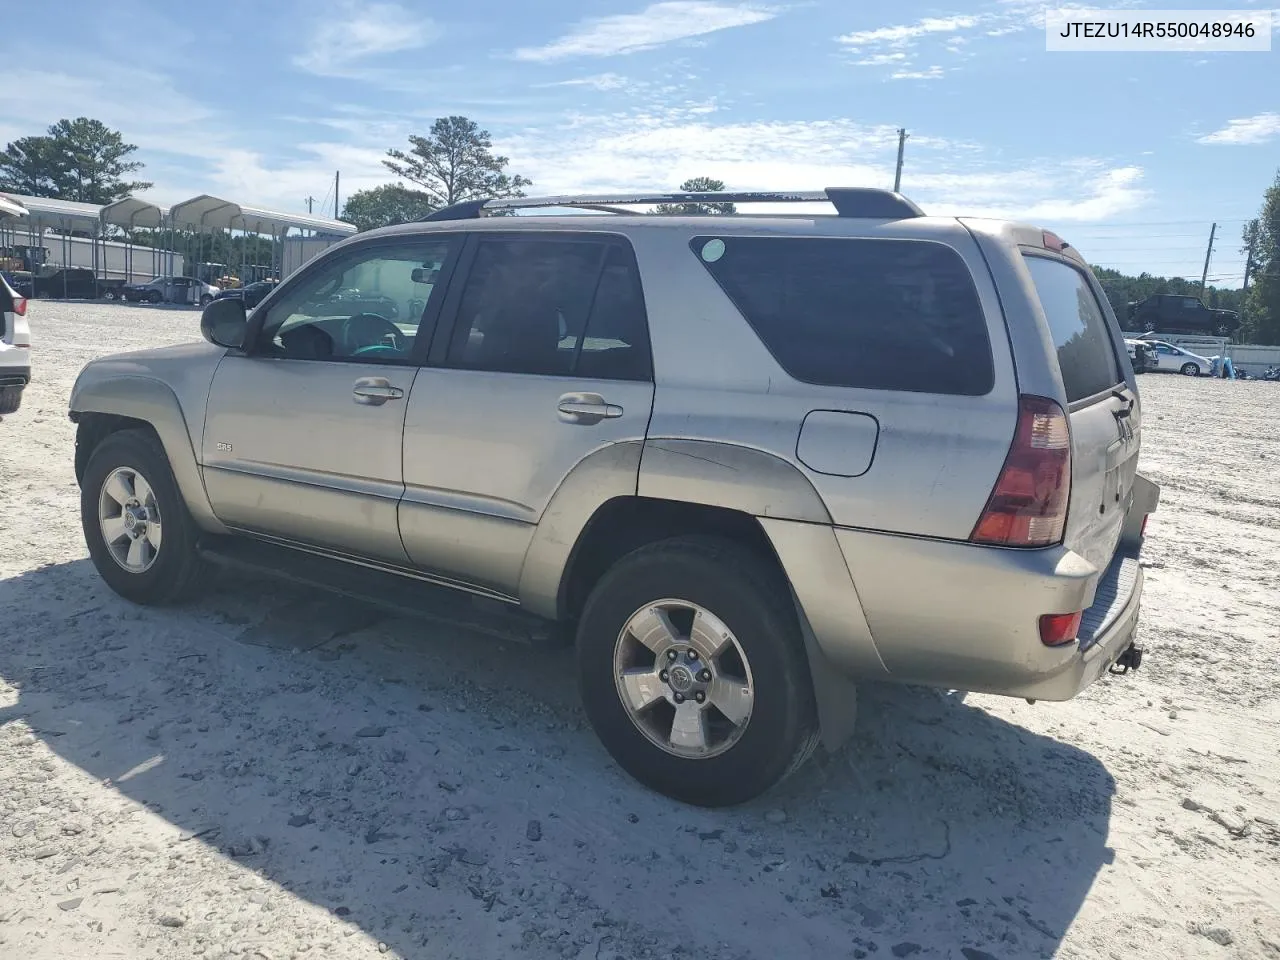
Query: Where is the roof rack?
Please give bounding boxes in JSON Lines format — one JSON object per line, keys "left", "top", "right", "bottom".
{"left": 419, "top": 188, "right": 923, "bottom": 223}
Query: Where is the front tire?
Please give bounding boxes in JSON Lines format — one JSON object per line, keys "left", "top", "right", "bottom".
{"left": 1181, "top": 362, "right": 1200, "bottom": 376}
{"left": 101, "top": 289, "right": 117, "bottom": 302}
{"left": 81, "top": 429, "right": 206, "bottom": 605}
{"left": 148, "top": 290, "right": 162, "bottom": 304}
{"left": 577, "top": 536, "right": 818, "bottom": 807}
{"left": 200, "top": 294, "right": 213, "bottom": 307}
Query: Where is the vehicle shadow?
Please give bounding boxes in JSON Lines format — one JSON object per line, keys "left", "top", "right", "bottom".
{"left": 1, "top": 559, "right": 1114, "bottom": 960}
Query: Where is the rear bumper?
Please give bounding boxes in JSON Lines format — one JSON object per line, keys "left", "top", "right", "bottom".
{"left": 762, "top": 519, "right": 1149, "bottom": 702}
{"left": 0, "top": 362, "right": 31, "bottom": 387}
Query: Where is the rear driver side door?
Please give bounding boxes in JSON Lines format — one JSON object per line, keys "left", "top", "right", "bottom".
{"left": 398, "top": 233, "right": 655, "bottom": 596}
{"left": 202, "top": 236, "right": 460, "bottom": 564}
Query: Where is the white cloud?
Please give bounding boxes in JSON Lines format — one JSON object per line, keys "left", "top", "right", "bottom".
{"left": 294, "top": 2, "right": 439, "bottom": 76}
{"left": 546, "top": 73, "right": 635, "bottom": 91}
{"left": 494, "top": 111, "right": 1147, "bottom": 223}
{"left": 853, "top": 52, "right": 909, "bottom": 66}
{"left": 1196, "top": 112, "right": 1280, "bottom": 145}
{"left": 513, "top": 2, "right": 778, "bottom": 62}
{"left": 890, "top": 65, "right": 945, "bottom": 80}
{"left": 838, "top": 15, "right": 977, "bottom": 48}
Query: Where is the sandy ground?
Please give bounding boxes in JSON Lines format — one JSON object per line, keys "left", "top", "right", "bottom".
{"left": 1, "top": 300, "right": 1279, "bottom": 960}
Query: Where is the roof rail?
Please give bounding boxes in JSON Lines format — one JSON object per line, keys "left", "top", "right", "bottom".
{"left": 418, "top": 188, "right": 923, "bottom": 222}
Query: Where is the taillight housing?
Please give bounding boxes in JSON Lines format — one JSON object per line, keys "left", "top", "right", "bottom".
{"left": 12, "top": 296, "right": 27, "bottom": 317}
{"left": 971, "top": 395, "right": 1071, "bottom": 548}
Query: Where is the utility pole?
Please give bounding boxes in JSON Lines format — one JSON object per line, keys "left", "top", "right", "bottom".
{"left": 334, "top": 171, "right": 340, "bottom": 220}
{"left": 893, "top": 128, "right": 908, "bottom": 193}
{"left": 1199, "top": 221, "right": 1216, "bottom": 294}
{"left": 305, "top": 196, "right": 315, "bottom": 214}
{"left": 1242, "top": 228, "right": 1258, "bottom": 291}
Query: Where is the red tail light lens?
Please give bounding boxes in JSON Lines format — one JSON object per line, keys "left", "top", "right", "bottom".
{"left": 12, "top": 297, "right": 26, "bottom": 317}
{"left": 1039, "top": 610, "right": 1083, "bottom": 647}
{"left": 1140, "top": 515, "right": 1149, "bottom": 539}
{"left": 971, "top": 395, "right": 1071, "bottom": 547}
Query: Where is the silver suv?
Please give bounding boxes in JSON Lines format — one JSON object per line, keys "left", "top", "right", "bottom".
{"left": 70, "top": 188, "right": 1159, "bottom": 806}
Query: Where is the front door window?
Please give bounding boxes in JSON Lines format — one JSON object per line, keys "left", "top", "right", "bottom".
{"left": 257, "top": 239, "right": 456, "bottom": 364}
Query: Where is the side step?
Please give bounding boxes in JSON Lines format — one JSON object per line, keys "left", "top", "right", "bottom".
{"left": 197, "top": 536, "right": 562, "bottom": 647}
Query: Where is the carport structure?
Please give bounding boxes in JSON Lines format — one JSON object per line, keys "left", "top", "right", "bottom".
{"left": 97, "top": 196, "right": 172, "bottom": 282}
{"left": 165, "top": 194, "right": 356, "bottom": 283}
{"left": 1, "top": 194, "right": 106, "bottom": 298}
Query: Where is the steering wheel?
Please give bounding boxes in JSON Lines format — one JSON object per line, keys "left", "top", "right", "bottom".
{"left": 341, "top": 312, "right": 403, "bottom": 357}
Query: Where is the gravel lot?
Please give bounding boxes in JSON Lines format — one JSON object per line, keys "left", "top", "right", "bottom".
{"left": 2, "top": 300, "right": 1279, "bottom": 960}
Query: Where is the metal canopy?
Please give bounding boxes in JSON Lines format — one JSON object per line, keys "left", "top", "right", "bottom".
{"left": 0, "top": 193, "right": 28, "bottom": 219}
{"left": 2, "top": 193, "right": 102, "bottom": 230}
{"left": 100, "top": 196, "right": 169, "bottom": 229}
{"left": 169, "top": 194, "right": 355, "bottom": 236}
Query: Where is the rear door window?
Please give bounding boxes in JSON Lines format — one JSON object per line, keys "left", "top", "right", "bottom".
{"left": 446, "top": 237, "right": 652, "bottom": 381}
{"left": 691, "top": 236, "right": 994, "bottom": 395}
{"left": 1022, "top": 255, "right": 1124, "bottom": 403}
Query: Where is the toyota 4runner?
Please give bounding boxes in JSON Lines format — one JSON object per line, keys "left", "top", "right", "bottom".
{"left": 69, "top": 188, "right": 1159, "bottom": 806}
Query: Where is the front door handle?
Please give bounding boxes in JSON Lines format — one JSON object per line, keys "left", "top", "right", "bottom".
{"left": 558, "top": 392, "right": 623, "bottom": 424}
{"left": 352, "top": 377, "right": 404, "bottom": 406}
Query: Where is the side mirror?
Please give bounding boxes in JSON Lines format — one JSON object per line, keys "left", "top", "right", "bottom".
{"left": 201, "top": 297, "right": 248, "bottom": 349}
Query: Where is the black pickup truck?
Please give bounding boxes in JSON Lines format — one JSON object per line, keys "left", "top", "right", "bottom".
{"left": 13, "top": 267, "right": 128, "bottom": 301}
{"left": 1126, "top": 294, "right": 1241, "bottom": 337}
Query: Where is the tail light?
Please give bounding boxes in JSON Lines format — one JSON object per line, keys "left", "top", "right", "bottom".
{"left": 1140, "top": 514, "right": 1149, "bottom": 539}
{"left": 1039, "top": 611, "right": 1082, "bottom": 647}
{"left": 971, "top": 395, "right": 1071, "bottom": 547}
{"left": 12, "top": 296, "right": 26, "bottom": 317}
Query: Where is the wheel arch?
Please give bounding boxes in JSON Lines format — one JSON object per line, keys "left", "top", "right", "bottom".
{"left": 71, "top": 376, "right": 226, "bottom": 533}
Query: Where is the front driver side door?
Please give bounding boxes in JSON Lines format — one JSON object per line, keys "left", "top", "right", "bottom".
{"left": 202, "top": 235, "right": 459, "bottom": 563}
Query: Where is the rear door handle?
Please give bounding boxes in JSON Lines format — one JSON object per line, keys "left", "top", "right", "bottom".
{"left": 558, "top": 392, "right": 623, "bottom": 424}
{"left": 352, "top": 377, "right": 404, "bottom": 406}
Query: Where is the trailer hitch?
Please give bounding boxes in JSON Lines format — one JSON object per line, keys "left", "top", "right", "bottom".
{"left": 1109, "top": 644, "right": 1143, "bottom": 676}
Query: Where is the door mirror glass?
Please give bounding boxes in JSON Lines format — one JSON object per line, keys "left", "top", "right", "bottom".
{"left": 201, "top": 297, "right": 248, "bottom": 349}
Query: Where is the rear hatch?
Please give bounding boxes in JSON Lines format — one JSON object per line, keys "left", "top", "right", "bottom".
{"left": 1021, "top": 253, "right": 1140, "bottom": 643}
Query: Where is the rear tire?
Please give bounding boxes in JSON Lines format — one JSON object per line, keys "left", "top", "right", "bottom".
{"left": 81, "top": 429, "right": 206, "bottom": 605}
{"left": 200, "top": 294, "right": 213, "bottom": 307}
{"left": 577, "top": 535, "right": 818, "bottom": 807}
{"left": 1142, "top": 318, "right": 1158, "bottom": 333}
{"left": 0, "top": 384, "right": 23, "bottom": 415}
{"left": 148, "top": 290, "right": 162, "bottom": 304}
{"left": 101, "top": 289, "right": 117, "bottom": 302}
{"left": 1181, "top": 362, "right": 1200, "bottom": 376}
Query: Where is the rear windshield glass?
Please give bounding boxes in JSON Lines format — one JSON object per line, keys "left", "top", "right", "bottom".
{"left": 1022, "top": 255, "right": 1123, "bottom": 403}
{"left": 691, "top": 236, "right": 994, "bottom": 395}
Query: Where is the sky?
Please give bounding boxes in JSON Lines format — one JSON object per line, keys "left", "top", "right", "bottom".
{"left": 0, "top": 0, "right": 1275, "bottom": 286}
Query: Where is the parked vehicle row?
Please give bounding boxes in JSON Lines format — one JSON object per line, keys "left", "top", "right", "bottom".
{"left": 69, "top": 188, "right": 1159, "bottom": 806}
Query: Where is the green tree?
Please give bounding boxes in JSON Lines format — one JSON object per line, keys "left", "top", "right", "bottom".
{"left": 1243, "top": 170, "right": 1280, "bottom": 344}
{"left": 0, "top": 136, "right": 62, "bottom": 196}
{"left": 0, "top": 117, "right": 150, "bottom": 203}
{"left": 654, "top": 176, "right": 737, "bottom": 215}
{"left": 383, "top": 116, "right": 531, "bottom": 209}
{"left": 340, "top": 184, "right": 436, "bottom": 231}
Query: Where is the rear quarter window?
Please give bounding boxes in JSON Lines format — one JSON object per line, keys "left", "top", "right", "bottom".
{"left": 691, "top": 236, "right": 994, "bottom": 396}
{"left": 1022, "top": 255, "right": 1124, "bottom": 403}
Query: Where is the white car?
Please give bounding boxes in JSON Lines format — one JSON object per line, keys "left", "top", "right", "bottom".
{"left": 1143, "top": 340, "right": 1212, "bottom": 376}
{"left": 1, "top": 272, "right": 31, "bottom": 415}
